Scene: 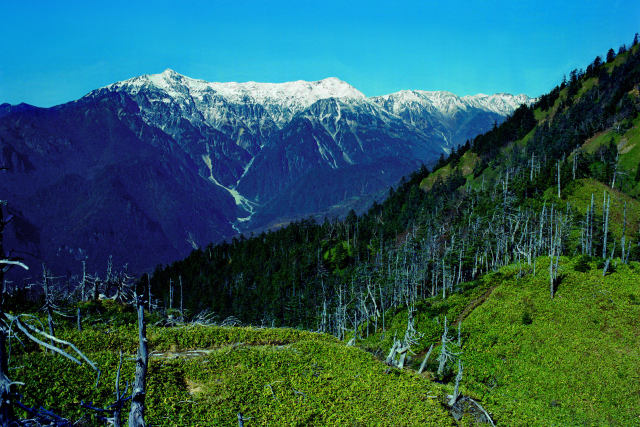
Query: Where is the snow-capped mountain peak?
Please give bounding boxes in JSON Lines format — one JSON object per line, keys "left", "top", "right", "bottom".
{"left": 99, "top": 71, "right": 368, "bottom": 132}
{"left": 98, "top": 71, "right": 534, "bottom": 137}
{"left": 105, "top": 71, "right": 364, "bottom": 107}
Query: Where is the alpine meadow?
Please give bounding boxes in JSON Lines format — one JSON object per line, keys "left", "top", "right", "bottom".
{"left": 1, "top": 3, "right": 640, "bottom": 426}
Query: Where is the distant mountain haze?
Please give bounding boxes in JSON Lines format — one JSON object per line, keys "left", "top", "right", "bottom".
{"left": 0, "top": 70, "right": 534, "bottom": 275}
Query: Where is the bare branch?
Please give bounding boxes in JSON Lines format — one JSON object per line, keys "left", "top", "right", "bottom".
{"left": 5, "top": 313, "right": 98, "bottom": 373}
{"left": 0, "top": 260, "right": 29, "bottom": 271}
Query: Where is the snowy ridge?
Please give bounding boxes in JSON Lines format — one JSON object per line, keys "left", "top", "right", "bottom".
{"left": 93, "top": 70, "right": 535, "bottom": 234}
{"left": 371, "top": 90, "right": 535, "bottom": 119}
{"left": 101, "top": 70, "right": 533, "bottom": 126}
{"left": 461, "top": 93, "right": 535, "bottom": 116}
{"left": 102, "top": 69, "right": 366, "bottom": 127}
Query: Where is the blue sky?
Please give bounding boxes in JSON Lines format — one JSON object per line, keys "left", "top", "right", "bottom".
{"left": 1, "top": 0, "right": 639, "bottom": 107}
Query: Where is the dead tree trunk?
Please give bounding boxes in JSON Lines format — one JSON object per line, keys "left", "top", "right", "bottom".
{"left": 92, "top": 277, "right": 99, "bottom": 301}
{"left": 621, "top": 201, "right": 627, "bottom": 263}
{"left": 169, "top": 278, "right": 173, "bottom": 311}
{"left": 530, "top": 153, "right": 535, "bottom": 182}
{"left": 582, "top": 194, "right": 594, "bottom": 255}
{"left": 0, "top": 205, "right": 16, "bottom": 424}
{"left": 418, "top": 343, "right": 434, "bottom": 374}
{"left": 611, "top": 151, "right": 619, "bottom": 189}
{"left": 113, "top": 350, "right": 125, "bottom": 427}
{"left": 588, "top": 194, "right": 594, "bottom": 256}
{"left": 147, "top": 276, "right": 152, "bottom": 313}
{"left": 448, "top": 360, "right": 463, "bottom": 406}
{"left": 603, "top": 241, "right": 616, "bottom": 276}
{"left": 549, "top": 219, "right": 560, "bottom": 299}
{"left": 79, "top": 261, "right": 87, "bottom": 302}
{"left": 437, "top": 317, "right": 450, "bottom": 377}
{"left": 602, "top": 192, "right": 610, "bottom": 259}
{"left": 385, "top": 338, "right": 400, "bottom": 365}
{"left": 0, "top": 331, "right": 12, "bottom": 425}
{"left": 42, "top": 266, "right": 56, "bottom": 345}
{"left": 0, "top": 286, "right": 14, "bottom": 425}
{"left": 179, "top": 276, "right": 184, "bottom": 322}
{"left": 128, "top": 295, "right": 148, "bottom": 427}
{"left": 557, "top": 160, "right": 561, "bottom": 199}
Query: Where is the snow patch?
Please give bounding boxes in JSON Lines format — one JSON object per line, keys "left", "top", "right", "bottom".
{"left": 313, "top": 135, "right": 338, "bottom": 169}
{"left": 203, "top": 155, "right": 257, "bottom": 233}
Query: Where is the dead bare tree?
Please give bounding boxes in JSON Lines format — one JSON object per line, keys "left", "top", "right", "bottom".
{"left": 81, "top": 348, "right": 130, "bottom": 426}
{"left": 602, "top": 192, "right": 611, "bottom": 259}
{"left": 437, "top": 317, "right": 459, "bottom": 378}
{"left": 418, "top": 343, "right": 435, "bottom": 374}
{"left": 169, "top": 278, "right": 174, "bottom": 311}
{"left": 621, "top": 201, "right": 630, "bottom": 264}
{"left": 611, "top": 150, "right": 619, "bottom": 189}
{"left": 41, "top": 266, "right": 56, "bottom": 344}
{"left": 107, "top": 264, "right": 135, "bottom": 304}
{"left": 128, "top": 291, "right": 148, "bottom": 427}
{"left": 2, "top": 297, "right": 100, "bottom": 424}
{"left": 0, "top": 266, "right": 25, "bottom": 424}
{"left": 448, "top": 359, "right": 463, "bottom": 406}
{"left": 385, "top": 307, "right": 422, "bottom": 369}
{"left": 581, "top": 194, "right": 595, "bottom": 255}
{"left": 179, "top": 276, "right": 184, "bottom": 322}
{"left": 79, "top": 260, "right": 87, "bottom": 302}
{"left": 557, "top": 160, "right": 561, "bottom": 199}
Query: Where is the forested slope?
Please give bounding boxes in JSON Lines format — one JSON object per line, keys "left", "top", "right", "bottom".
{"left": 150, "top": 39, "right": 640, "bottom": 333}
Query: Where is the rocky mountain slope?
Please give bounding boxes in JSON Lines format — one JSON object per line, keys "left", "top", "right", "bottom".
{"left": 372, "top": 90, "right": 532, "bottom": 148}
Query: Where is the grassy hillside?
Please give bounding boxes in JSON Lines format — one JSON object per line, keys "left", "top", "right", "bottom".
{"left": 580, "top": 112, "right": 640, "bottom": 196}
{"left": 12, "top": 314, "right": 455, "bottom": 425}
{"left": 551, "top": 178, "right": 640, "bottom": 237}
{"left": 12, "top": 258, "right": 640, "bottom": 425}
{"left": 420, "top": 151, "right": 479, "bottom": 191}
{"left": 357, "top": 257, "right": 640, "bottom": 426}
{"left": 462, "top": 258, "right": 640, "bottom": 425}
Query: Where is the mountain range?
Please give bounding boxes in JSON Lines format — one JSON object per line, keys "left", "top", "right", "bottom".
{"left": 0, "top": 70, "right": 533, "bottom": 275}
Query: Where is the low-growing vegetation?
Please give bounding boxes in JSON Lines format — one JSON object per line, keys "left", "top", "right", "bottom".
{"left": 357, "top": 257, "right": 640, "bottom": 426}
{"left": 12, "top": 313, "right": 455, "bottom": 425}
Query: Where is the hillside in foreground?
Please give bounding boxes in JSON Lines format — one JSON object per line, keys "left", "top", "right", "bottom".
{"left": 357, "top": 257, "right": 640, "bottom": 425}
{"left": 12, "top": 314, "right": 455, "bottom": 425}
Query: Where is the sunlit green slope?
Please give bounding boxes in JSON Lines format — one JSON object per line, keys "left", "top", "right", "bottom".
{"left": 13, "top": 313, "right": 455, "bottom": 425}
{"left": 357, "top": 257, "right": 640, "bottom": 425}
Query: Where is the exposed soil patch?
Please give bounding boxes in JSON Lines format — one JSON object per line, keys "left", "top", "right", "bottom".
{"left": 454, "top": 285, "right": 498, "bottom": 326}
{"left": 186, "top": 378, "right": 204, "bottom": 395}
{"left": 150, "top": 348, "right": 217, "bottom": 359}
